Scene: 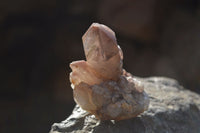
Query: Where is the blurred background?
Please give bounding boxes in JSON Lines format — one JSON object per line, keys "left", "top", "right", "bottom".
{"left": 1, "top": 0, "right": 200, "bottom": 132}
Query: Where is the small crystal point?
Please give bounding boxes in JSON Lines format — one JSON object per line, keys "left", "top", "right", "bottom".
{"left": 70, "top": 60, "right": 103, "bottom": 86}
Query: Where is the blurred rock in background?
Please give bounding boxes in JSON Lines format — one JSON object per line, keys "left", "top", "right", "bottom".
{"left": 0, "top": 0, "right": 200, "bottom": 132}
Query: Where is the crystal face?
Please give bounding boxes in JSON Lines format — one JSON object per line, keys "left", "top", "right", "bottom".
{"left": 69, "top": 23, "right": 149, "bottom": 120}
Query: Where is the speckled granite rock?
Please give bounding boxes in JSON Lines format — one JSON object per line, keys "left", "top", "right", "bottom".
{"left": 50, "top": 77, "right": 200, "bottom": 133}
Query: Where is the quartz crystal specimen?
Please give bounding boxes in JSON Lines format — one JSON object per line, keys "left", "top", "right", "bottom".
{"left": 69, "top": 23, "right": 149, "bottom": 120}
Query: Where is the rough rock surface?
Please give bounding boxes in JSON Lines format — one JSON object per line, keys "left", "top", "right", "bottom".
{"left": 50, "top": 77, "right": 200, "bottom": 133}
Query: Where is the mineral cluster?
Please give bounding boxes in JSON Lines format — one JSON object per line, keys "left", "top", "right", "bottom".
{"left": 69, "top": 23, "right": 149, "bottom": 120}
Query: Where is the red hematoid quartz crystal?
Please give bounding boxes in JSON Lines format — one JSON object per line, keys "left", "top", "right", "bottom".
{"left": 69, "top": 23, "right": 149, "bottom": 120}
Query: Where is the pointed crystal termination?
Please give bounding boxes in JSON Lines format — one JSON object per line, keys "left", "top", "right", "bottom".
{"left": 82, "top": 23, "right": 123, "bottom": 81}
{"left": 69, "top": 23, "right": 149, "bottom": 120}
{"left": 70, "top": 60, "right": 103, "bottom": 86}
